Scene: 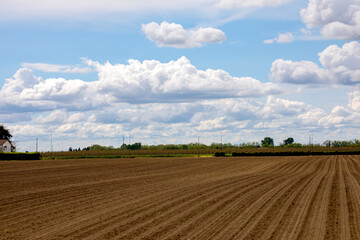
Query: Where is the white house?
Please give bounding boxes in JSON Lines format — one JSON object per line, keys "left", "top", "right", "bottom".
{"left": 0, "top": 139, "right": 12, "bottom": 152}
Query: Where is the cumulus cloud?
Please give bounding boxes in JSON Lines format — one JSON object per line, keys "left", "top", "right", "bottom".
{"left": 264, "top": 32, "right": 295, "bottom": 44}
{"left": 196, "top": 117, "right": 226, "bottom": 131}
{"left": 5, "top": 90, "right": 360, "bottom": 151}
{"left": 301, "top": 0, "right": 360, "bottom": 40}
{"left": 295, "top": 90, "right": 360, "bottom": 130}
{"left": 348, "top": 90, "right": 360, "bottom": 111}
{"left": 86, "top": 56, "right": 282, "bottom": 103}
{"left": 215, "top": 0, "right": 292, "bottom": 9}
{"left": 34, "top": 110, "right": 86, "bottom": 125}
{"left": 271, "top": 41, "right": 360, "bottom": 85}
{"left": 0, "top": 57, "right": 282, "bottom": 114}
{"left": 6, "top": 58, "right": 360, "bottom": 151}
{"left": 262, "top": 96, "right": 307, "bottom": 119}
{"left": 0, "top": 68, "right": 97, "bottom": 112}
{"left": 298, "top": 108, "right": 326, "bottom": 126}
{"left": 318, "top": 106, "right": 353, "bottom": 128}
{"left": 21, "top": 63, "right": 92, "bottom": 73}
{"left": 142, "top": 22, "right": 226, "bottom": 48}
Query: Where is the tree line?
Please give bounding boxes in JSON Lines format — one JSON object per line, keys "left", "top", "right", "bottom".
{"left": 70, "top": 137, "right": 360, "bottom": 152}
{"left": 1, "top": 125, "right": 359, "bottom": 152}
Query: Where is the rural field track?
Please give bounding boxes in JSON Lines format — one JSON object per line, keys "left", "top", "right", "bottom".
{"left": 1, "top": 156, "right": 360, "bottom": 239}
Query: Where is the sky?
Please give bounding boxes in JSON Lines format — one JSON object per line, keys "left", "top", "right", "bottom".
{"left": 1, "top": 0, "right": 360, "bottom": 151}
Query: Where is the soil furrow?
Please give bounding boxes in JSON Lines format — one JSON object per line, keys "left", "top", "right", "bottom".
{"left": 1, "top": 156, "right": 360, "bottom": 240}
{"left": 37, "top": 175, "right": 262, "bottom": 239}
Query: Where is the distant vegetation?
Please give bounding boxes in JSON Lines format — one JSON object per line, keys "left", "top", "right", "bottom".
{"left": 40, "top": 137, "right": 360, "bottom": 159}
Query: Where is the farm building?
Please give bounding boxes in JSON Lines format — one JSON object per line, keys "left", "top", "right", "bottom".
{"left": 0, "top": 139, "right": 13, "bottom": 152}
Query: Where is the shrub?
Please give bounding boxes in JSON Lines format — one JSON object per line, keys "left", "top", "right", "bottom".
{"left": 214, "top": 152, "right": 226, "bottom": 157}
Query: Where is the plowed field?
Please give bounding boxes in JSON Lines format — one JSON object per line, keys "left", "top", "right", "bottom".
{"left": 1, "top": 155, "right": 360, "bottom": 239}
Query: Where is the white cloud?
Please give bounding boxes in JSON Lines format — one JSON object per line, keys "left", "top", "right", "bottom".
{"left": 34, "top": 110, "right": 86, "bottom": 125}
{"left": 0, "top": 0, "right": 296, "bottom": 22}
{"left": 196, "top": 117, "right": 226, "bottom": 131}
{"left": 0, "top": 57, "right": 282, "bottom": 114}
{"left": 300, "top": 28, "right": 312, "bottom": 36}
{"left": 0, "top": 68, "right": 96, "bottom": 112}
{"left": 21, "top": 63, "right": 92, "bottom": 74}
{"left": 318, "top": 41, "right": 360, "bottom": 72}
{"left": 264, "top": 32, "right": 295, "bottom": 44}
{"left": 262, "top": 96, "right": 307, "bottom": 118}
{"left": 348, "top": 91, "right": 360, "bottom": 110}
{"left": 318, "top": 106, "right": 353, "bottom": 127}
{"left": 270, "top": 59, "right": 329, "bottom": 84}
{"left": 301, "top": 0, "right": 360, "bottom": 40}
{"left": 264, "top": 39, "right": 275, "bottom": 44}
{"left": 298, "top": 108, "right": 326, "bottom": 125}
{"left": 270, "top": 41, "right": 360, "bottom": 85}
{"left": 215, "top": 0, "right": 292, "bottom": 9}
{"left": 0, "top": 0, "right": 212, "bottom": 21}
{"left": 35, "top": 110, "right": 67, "bottom": 124}
{"left": 6, "top": 90, "right": 360, "bottom": 151}
{"left": 142, "top": 22, "right": 226, "bottom": 48}
{"left": 86, "top": 56, "right": 282, "bottom": 103}
{"left": 5, "top": 59, "right": 360, "bottom": 151}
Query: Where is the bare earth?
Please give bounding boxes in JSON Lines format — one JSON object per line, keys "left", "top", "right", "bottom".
{"left": 1, "top": 155, "right": 360, "bottom": 239}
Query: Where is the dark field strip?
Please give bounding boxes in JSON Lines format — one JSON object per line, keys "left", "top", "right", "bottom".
{"left": 0, "top": 156, "right": 360, "bottom": 239}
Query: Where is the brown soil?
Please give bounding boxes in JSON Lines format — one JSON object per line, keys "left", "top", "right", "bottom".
{"left": 1, "top": 155, "right": 360, "bottom": 239}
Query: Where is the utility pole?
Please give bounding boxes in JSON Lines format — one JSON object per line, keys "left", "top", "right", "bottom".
{"left": 197, "top": 136, "right": 200, "bottom": 158}
{"left": 36, "top": 138, "right": 38, "bottom": 152}
{"left": 308, "top": 130, "right": 314, "bottom": 153}
{"left": 309, "top": 130, "right": 313, "bottom": 146}
{"left": 311, "top": 130, "right": 314, "bottom": 149}
{"left": 50, "top": 134, "right": 53, "bottom": 157}
{"left": 221, "top": 132, "right": 223, "bottom": 152}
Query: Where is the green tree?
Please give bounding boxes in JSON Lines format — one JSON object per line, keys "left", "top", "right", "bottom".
{"left": 0, "top": 125, "right": 12, "bottom": 140}
{"left": 126, "top": 142, "right": 142, "bottom": 150}
{"left": 283, "top": 137, "right": 294, "bottom": 145}
{"left": 261, "top": 137, "right": 274, "bottom": 147}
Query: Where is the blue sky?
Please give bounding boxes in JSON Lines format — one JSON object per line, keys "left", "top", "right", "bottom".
{"left": 1, "top": 0, "right": 360, "bottom": 151}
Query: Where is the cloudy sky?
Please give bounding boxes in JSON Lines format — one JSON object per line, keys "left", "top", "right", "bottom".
{"left": 1, "top": 0, "right": 360, "bottom": 151}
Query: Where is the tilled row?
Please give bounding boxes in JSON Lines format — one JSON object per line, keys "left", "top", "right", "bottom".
{"left": 1, "top": 156, "right": 360, "bottom": 239}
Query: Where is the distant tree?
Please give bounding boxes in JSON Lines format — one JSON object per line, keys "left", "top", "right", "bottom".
{"left": 126, "top": 142, "right": 142, "bottom": 150}
{"left": 88, "top": 144, "right": 107, "bottom": 151}
{"left": 239, "top": 142, "right": 260, "bottom": 148}
{"left": 0, "top": 125, "right": 12, "bottom": 140}
{"left": 323, "top": 140, "right": 331, "bottom": 147}
{"left": 283, "top": 137, "right": 294, "bottom": 145}
{"left": 69, "top": 147, "right": 73, "bottom": 151}
{"left": 261, "top": 137, "right": 274, "bottom": 147}
{"left": 120, "top": 144, "right": 127, "bottom": 150}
